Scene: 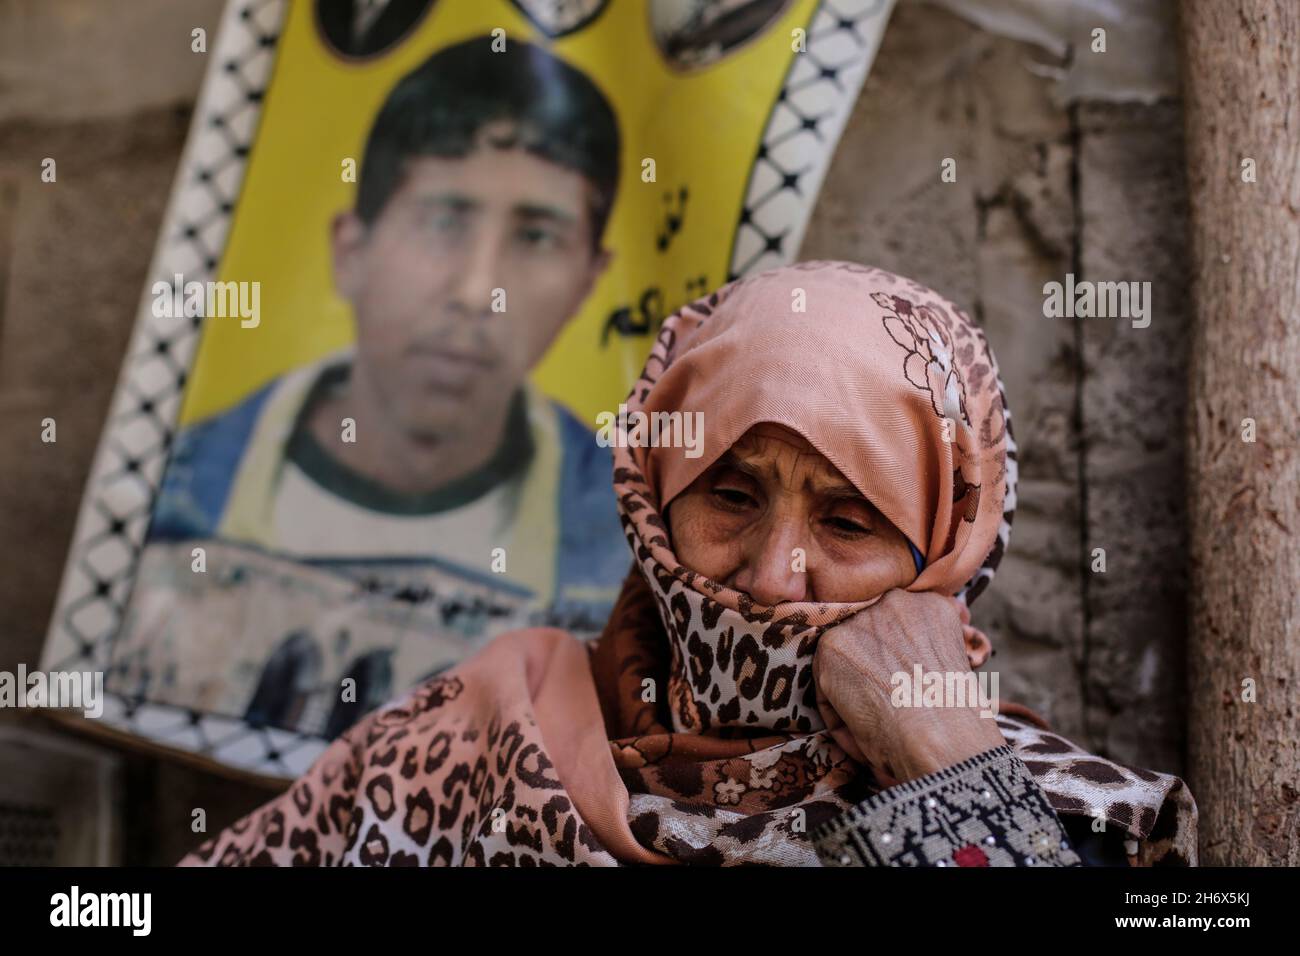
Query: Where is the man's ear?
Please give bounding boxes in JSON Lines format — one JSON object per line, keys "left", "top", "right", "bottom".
{"left": 331, "top": 211, "right": 368, "bottom": 302}
{"left": 557, "top": 245, "right": 613, "bottom": 323}
{"left": 581, "top": 245, "right": 613, "bottom": 299}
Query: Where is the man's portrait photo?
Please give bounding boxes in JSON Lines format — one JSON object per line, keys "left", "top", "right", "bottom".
{"left": 115, "top": 35, "right": 631, "bottom": 738}
{"left": 150, "top": 36, "right": 626, "bottom": 604}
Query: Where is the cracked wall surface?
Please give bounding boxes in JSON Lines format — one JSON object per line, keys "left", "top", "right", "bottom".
{"left": 0, "top": 0, "right": 1191, "bottom": 862}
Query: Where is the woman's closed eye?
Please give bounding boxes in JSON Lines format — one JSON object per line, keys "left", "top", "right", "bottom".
{"left": 709, "top": 474, "right": 760, "bottom": 512}
{"left": 822, "top": 506, "right": 875, "bottom": 539}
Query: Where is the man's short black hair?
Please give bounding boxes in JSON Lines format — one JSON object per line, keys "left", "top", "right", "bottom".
{"left": 356, "top": 36, "right": 621, "bottom": 250}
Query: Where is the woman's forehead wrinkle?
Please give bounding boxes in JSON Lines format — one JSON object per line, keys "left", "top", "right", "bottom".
{"left": 728, "top": 436, "right": 802, "bottom": 491}
{"left": 733, "top": 447, "right": 791, "bottom": 490}
{"left": 802, "top": 458, "right": 859, "bottom": 497}
{"left": 728, "top": 429, "right": 858, "bottom": 496}
{"left": 787, "top": 448, "right": 846, "bottom": 496}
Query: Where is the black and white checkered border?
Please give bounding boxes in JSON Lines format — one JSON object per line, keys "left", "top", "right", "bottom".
{"left": 728, "top": 0, "right": 894, "bottom": 279}
{"left": 35, "top": 0, "right": 325, "bottom": 778}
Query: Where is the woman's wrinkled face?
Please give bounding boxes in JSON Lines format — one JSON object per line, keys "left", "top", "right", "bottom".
{"left": 666, "top": 423, "right": 918, "bottom": 605}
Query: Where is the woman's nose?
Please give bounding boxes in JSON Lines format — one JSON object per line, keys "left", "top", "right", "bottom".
{"left": 731, "top": 523, "right": 809, "bottom": 606}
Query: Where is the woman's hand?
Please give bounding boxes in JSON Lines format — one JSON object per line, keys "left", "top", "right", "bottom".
{"left": 813, "top": 589, "right": 1005, "bottom": 786}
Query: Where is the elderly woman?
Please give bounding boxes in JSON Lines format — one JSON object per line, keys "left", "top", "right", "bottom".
{"left": 182, "top": 262, "right": 1197, "bottom": 867}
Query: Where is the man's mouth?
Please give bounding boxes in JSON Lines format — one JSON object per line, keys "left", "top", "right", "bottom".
{"left": 403, "top": 346, "right": 496, "bottom": 395}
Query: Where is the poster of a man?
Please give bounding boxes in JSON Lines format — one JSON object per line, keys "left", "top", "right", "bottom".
{"left": 42, "top": 0, "right": 897, "bottom": 779}
{"left": 147, "top": 37, "right": 629, "bottom": 626}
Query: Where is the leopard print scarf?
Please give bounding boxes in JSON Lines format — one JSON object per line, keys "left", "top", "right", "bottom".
{"left": 182, "top": 263, "right": 1196, "bottom": 867}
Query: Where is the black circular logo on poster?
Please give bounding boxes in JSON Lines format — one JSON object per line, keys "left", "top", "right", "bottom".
{"left": 316, "top": 0, "right": 438, "bottom": 60}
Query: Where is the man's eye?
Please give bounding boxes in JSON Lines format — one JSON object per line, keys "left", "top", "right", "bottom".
{"left": 426, "top": 212, "right": 465, "bottom": 234}
{"left": 518, "top": 226, "right": 561, "bottom": 249}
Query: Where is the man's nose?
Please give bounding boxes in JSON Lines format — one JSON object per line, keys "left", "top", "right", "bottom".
{"left": 448, "top": 230, "right": 502, "bottom": 316}
{"left": 732, "top": 519, "right": 809, "bottom": 606}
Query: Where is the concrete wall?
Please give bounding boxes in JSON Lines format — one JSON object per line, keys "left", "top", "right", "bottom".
{"left": 0, "top": 0, "right": 1190, "bottom": 863}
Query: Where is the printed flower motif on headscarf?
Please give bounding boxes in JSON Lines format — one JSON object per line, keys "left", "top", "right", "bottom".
{"left": 872, "top": 291, "right": 970, "bottom": 426}
{"left": 801, "top": 733, "right": 836, "bottom": 772}
{"left": 749, "top": 764, "right": 777, "bottom": 790}
{"left": 714, "top": 778, "right": 745, "bottom": 805}
{"left": 773, "top": 758, "right": 802, "bottom": 791}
